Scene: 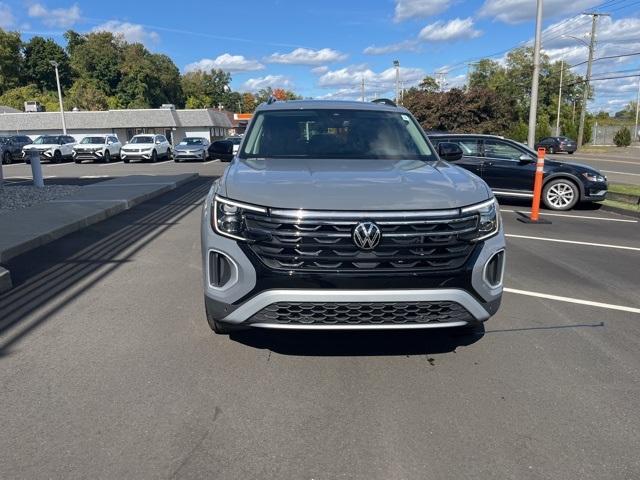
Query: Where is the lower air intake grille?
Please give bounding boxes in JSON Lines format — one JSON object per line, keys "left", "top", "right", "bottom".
{"left": 248, "top": 301, "right": 472, "bottom": 325}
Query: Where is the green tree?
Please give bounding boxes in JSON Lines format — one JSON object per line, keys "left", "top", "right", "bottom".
{"left": 69, "top": 31, "right": 124, "bottom": 96}
{"left": 0, "top": 29, "right": 23, "bottom": 95}
{"left": 0, "top": 84, "right": 59, "bottom": 111}
{"left": 65, "top": 79, "right": 109, "bottom": 110}
{"left": 148, "top": 53, "right": 184, "bottom": 107}
{"left": 63, "top": 30, "right": 85, "bottom": 56}
{"left": 418, "top": 76, "right": 440, "bottom": 93}
{"left": 181, "top": 68, "right": 231, "bottom": 108}
{"left": 240, "top": 92, "right": 257, "bottom": 113}
{"left": 23, "top": 36, "right": 72, "bottom": 91}
{"left": 613, "top": 126, "right": 631, "bottom": 147}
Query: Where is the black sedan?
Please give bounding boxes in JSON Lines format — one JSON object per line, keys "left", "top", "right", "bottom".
{"left": 0, "top": 135, "right": 32, "bottom": 164}
{"left": 428, "top": 133, "right": 607, "bottom": 211}
{"left": 535, "top": 136, "right": 577, "bottom": 154}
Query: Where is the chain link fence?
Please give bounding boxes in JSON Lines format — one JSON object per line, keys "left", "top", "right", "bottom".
{"left": 591, "top": 123, "right": 639, "bottom": 145}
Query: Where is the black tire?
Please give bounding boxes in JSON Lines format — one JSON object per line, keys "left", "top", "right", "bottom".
{"left": 166, "top": 149, "right": 172, "bottom": 160}
{"left": 174, "top": 157, "right": 180, "bottom": 162}
{"left": 3, "top": 151, "right": 11, "bottom": 165}
{"left": 53, "top": 150, "right": 62, "bottom": 163}
{"left": 201, "top": 151, "right": 207, "bottom": 162}
{"left": 542, "top": 178, "right": 579, "bottom": 211}
{"left": 151, "top": 150, "right": 157, "bottom": 163}
{"left": 74, "top": 158, "right": 81, "bottom": 164}
{"left": 103, "top": 150, "right": 111, "bottom": 163}
{"left": 568, "top": 151, "right": 574, "bottom": 155}
{"left": 26, "top": 158, "right": 31, "bottom": 164}
{"left": 123, "top": 158, "right": 130, "bottom": 163}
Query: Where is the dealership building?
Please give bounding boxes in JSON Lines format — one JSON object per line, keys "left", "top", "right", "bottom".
{"left": 0, "top": 106, "right": 233, "bottom": 144}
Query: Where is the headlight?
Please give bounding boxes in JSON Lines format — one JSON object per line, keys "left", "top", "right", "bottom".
{"left": 212, "top": 196, "right": 267, "bottom": 241}
{"left": 582, "top": 172, "right": 606, "bottom": 182}
{"left": 461, "top": 198, "right": 500, "bottom": 242}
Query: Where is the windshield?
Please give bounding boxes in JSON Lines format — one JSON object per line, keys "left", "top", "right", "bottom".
{"left": 130, "top": 136, "right": 154, "bottom": 144}
{"left": 33, "top": 136, "right": 59, "bottom": 144}
{"left": 81, "top": 137, "right": 106, "bottom": 144}
{"left": 241, "top": 109, "right": 434, "bottom": 160}
{"left": 225, "top": 137, "right": 242, "bottom": 145}
{"left": 179, "top": 138, "right": 205, "bottom": 145}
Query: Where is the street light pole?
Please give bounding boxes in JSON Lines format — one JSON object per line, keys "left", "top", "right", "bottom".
{"left": 555, "top": 60, "right": 564, "bottom": 136}
{"left": 393, "top": 60, "right": 400, "bottom": 104}
{"left": 50, "top": 60, "right": 66, "bottom": 135}
{"left": 635, "top": 75, "right": 640, "bottom": 142}
{"left": 527, "top": 0, "right": 544, "bottom": 148}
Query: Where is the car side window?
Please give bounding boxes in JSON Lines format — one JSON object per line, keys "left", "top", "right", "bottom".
{"left": 432, "top": 138, "right": 481, "bottom": 156}
{"left": 483, "top": 139, "right": 524, "bottom": 161}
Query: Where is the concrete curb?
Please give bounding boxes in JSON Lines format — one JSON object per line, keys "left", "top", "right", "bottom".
{"left": 599, "top": 203, "right": 640, "bottom": 219}
{"left": 0, "top": 173, "right": 198, "bottom": 293}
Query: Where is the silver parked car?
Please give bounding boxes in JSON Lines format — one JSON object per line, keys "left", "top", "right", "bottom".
{"left": 173, "top": 137, "right": 210, "bottom": 162}
{"left": 201, "top": 100, "right": 505, "bottom": 334}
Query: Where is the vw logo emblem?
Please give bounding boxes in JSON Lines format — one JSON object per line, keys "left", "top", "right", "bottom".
{"left": 353, "top": 222, "right": 381, "bottom": 250}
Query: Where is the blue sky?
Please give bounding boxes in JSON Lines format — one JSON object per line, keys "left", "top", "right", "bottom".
{"left": 1, "top": 0, "right": 639, "bottom": 112}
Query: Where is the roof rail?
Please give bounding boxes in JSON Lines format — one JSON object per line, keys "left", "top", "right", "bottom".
{"left": 371, "top": 98, "right": 397, "bottom": 107}
{"left": 266, "top": 95, "right": 277, "bottom": 105}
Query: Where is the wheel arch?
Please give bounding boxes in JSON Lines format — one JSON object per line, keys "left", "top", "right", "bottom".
{"left": 543, "top": 173, "right": 585, "bottom": 200}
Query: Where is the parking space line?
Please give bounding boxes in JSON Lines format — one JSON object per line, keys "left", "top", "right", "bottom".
{"left": 500, "top": 209, "right": 637, "bottom": 223}
{"left": 601, "top": 170, "right": 640, "bottom": 177}
{"left": 99, "top": 161, "right": 123, "bottom": 166}
{"left": 80, "top": 175, "right": 110, "bottom": 179}
{"left": 505, "top": 234, "right": 640, "bottom": 252}
{"left": 504, "top": 287, "right": 640, "bottom": 315}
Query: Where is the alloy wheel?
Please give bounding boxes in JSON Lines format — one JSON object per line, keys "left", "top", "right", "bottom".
{"left": 546, "top": 182, "right": 575, "bottom": 209}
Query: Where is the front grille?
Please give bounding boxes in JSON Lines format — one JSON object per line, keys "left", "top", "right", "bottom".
{"left": 248, "top": 301, "right": 472, "bottom": 325}
{"left": 244, "top": 209, "right": 479, "bottom": 272}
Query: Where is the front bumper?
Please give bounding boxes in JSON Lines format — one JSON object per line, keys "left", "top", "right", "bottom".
{"left": 73, "top": 150, "right": 104, "bottom": 161}
{"left": 23, "top": 150, "right": 53, "bottom": 160}
{"left": 174, "top": 150, "right": 205, "bottom": 160}
{"left": 201, "top": 196, "right": 505, "bottom": 331}
{"left": 121, "top": 150, "right": 152, "bottom": 160}
{"left": 582, "top": 181, "right": 608, "bottom": 202}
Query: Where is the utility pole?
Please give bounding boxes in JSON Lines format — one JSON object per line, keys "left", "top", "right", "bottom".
{"left": 361, "top": 77, "right": 365, "bottom": 102}
{"left": 635, "top": 75, "right": 640, "bottom": 142}
{"left": 50, "top": 60, "right": 66, "bottom": 134}
{"left": 393, "top": 60, "right": 400, "bottom": 104}
{"left": 555, "top": 60, "right": 564, "bottom": 136}
{"left": 527, "top": 0, "right": 543, "bottom": 148}
{"left": 577, "top": 12, "right": 609, "bottom": 148}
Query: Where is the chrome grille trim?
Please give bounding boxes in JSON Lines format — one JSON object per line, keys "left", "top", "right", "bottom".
{"left": 268, "top": 208, "right": 461, "bottom": 219}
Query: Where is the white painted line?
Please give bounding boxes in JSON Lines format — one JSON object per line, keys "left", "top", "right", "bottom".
{"left": 85, "top": 182, "right": 173, "bottom": 187}
{"left": 500, "top": 209, "right": 637, "bottom": 223}
{"left": 80, "top": 175, "right": 110, "bottom": 179}
{"left": 504, "top": 287, "right": 640, "bottom": 315}
{"left": 505, "top": 234, "right": 640, "bottom": 252}
{"left": 99, "top": 161, "right": 123, "bottom": 166}
{"left": 154, "top": 160, "right": 172, "bottom": 165}
{"left": 564, "top": 157, "right": 640, "bottom": 166}
{"left": 50, "top": 199, "right": 127, "bottom": 203}
{"left": 601, "top": 170, "right": 640, "bottom": 177}
{"left": 44, "top": 162, "right": 74, "bottom": 167}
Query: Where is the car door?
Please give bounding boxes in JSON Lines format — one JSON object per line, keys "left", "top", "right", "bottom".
{"left": 431, "top": 136, "right": 484, "bottom": 177}
{"left": 63, "top": 136, "right": 76, "bottom": 157}
{"left": 481, "top": 138, "right": 536, "bottom": 193}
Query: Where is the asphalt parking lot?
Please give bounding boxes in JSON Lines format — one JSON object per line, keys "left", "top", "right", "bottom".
{"left": 1, "top": 163, "right": 639, "bottom": 479}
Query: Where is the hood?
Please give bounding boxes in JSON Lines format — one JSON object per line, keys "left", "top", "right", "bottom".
{"left": 24, "top": 144, "right": 56, "bottom": 150}
{"left": 544, "top": 158, "right": 602, "bottom": 174}
{"left": 122, "top": 143, "right": 153, "bottom": 149}
{"left": 221, "top": 158, "right": 491, "bottom": 210}
{"left": 75, "top": 143, "right": 104, "bottom": 148}
{"left": 175, "top": 143, "right": 205, "bottom": 151}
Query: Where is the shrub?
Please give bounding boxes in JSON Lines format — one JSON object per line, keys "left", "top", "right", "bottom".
{"left": 613, "top": 127, "right": 631, "bottom": 147}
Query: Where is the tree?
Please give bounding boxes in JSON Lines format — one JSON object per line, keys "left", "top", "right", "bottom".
{"left": 0, "top": 85, "right": 59, "bottom": 111}
{"left": 69, "top": 31, "right": 124, "bottom": 96}
{"left": 181, "top": 68, "right": 231, "bottom": 109}
{"left": 254, "top": 86, "right": 301, "bottom": 105}
{"left": 23, "top": 36, "right": 72, "bottom": 91}
{"left": 148, "top": 53, "right": 184, "bottom": 107}
{"left": 613, "top": 127, "right": 631, "bottom": 147}
{"left": 65, "top": 79, "right": 110, "bottom": 110}
{"left": 0, "top": 29, "right": 23, "bottom": 95}
{"left": 63, "top": 30, "right": 85, "bottom": 56}
{"left": 240, "top": 92, "right": 256, "bottom": 113}
{"left": 418, "top": 76, "right": 440, "bottom": 93}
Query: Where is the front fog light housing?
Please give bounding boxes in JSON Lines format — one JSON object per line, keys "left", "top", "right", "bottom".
{"left": 462, "top": 198, "right": 500, "bottom": 242}
{"left": 212, "top": 196, "right": 267, "bottom": 241}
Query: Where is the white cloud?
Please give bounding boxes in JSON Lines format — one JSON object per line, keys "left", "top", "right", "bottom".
{"left": 394, "top": 0, "right": 452, "bottom": 22}
{"left": 478, "top": 0, "right": 600, "bottom": 24}
{"left": 0, "top": 2, "right": 15, "bottom": 28}
{"left": 27, "top": 3, "right": 81, "bottom": 28}
{"left": 266, "top": 48, "right": 347, "bottom": 65}
{"left": 318, "top": 64, "right": 426, "bottom": 89}
{"left": 92, "top": 21, "right": 160, "bottom": 45}
{"left": 364, "top": 40, "right": 419, "bottom": 55}
{"left": 418, "top": 17, "right": 482, "bottom": 42}
{"left": 242, "top": 75, "right": 293, "bottom": 92}
{"left": 185, "top": 54, "right": 265, "bottom": 73}
{"left": 311, "top": 65, "right": 329, "bottom": 75}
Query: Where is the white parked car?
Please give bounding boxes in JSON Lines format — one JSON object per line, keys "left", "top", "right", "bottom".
{"left": 73, "top": 135, "right": 122, "bottom": 163}
{"left": 121, "top": 134, "right": 172, "bottom": 163}
{"left": 23, "top": 135, "right": 76, "bottom": 163}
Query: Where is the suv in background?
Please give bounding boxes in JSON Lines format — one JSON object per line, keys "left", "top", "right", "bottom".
{"left": 0, "top": 135, "right": 32, "bottom": 164}
{"left": 428, "top": 133, "right": 607, "bottom": 211}
{"left": 121, "top": 134, "right": 171, "bottom": 163}
{"left": 535, "top": 136, "right": 577, "bottom": 154}
{"left": 23, "top": 135, "right": 76, "bottom": 163}
{"left": 73, "top": 135, "right": 122, "bottom": 163}
{"left": 202, "top": 100, "right": 505, "bottom": 334}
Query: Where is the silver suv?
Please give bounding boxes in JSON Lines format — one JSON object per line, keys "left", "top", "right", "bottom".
{"left": 201, "top": 100, "right": 505, "bottom": 334}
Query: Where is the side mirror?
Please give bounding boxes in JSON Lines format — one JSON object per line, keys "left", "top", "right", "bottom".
{"left": 438, "top": 142, "right": 463, "bottom": 162}
{"left": 210, "top": 140, "right": 234, "bottom": 162}
{"left": 519, "top": 154, "right": 535, "bottom": 163}
{"left": 155, "top": 140, "right": 161, "bottom": 144}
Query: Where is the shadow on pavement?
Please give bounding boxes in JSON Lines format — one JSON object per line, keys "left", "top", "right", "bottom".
{"left": 497, "top": 197, "right": 603, "bottom": 211}
{"left": 0, "top": 176, "right": 214, "bottom": 357}
{"left": 231, "top": 325, "right": 484, "bottom": 357}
